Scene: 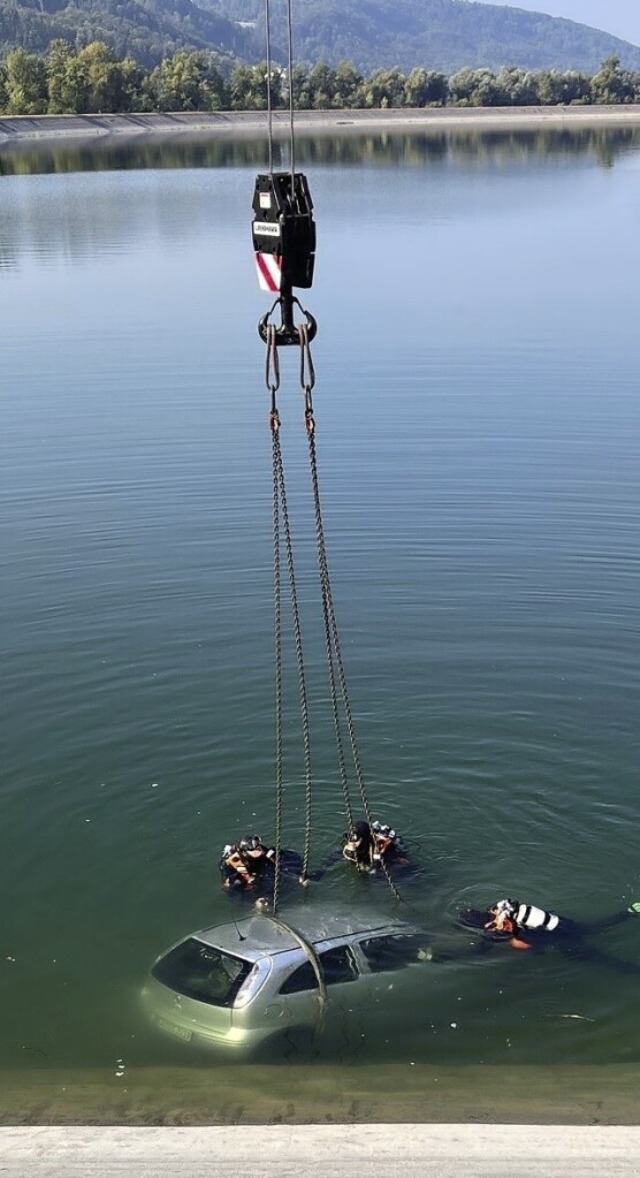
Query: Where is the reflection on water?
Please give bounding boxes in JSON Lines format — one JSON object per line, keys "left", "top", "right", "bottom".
{"left": 1, "top": 126, "right": 639, "bottom": 176}
{"left": 1, "top": 129, "right": 640, "bottom": 1116}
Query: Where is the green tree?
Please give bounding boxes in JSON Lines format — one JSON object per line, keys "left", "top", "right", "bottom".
{"left": 448, "top": 67, "right": 505, "bottom": 106}
{"left": 3, "top": 49, "right": 47, "bottom": 115}
{"left": 333, "top": 60, "right": 363, "bottom": 108}
{"left": 77, "top": 42, "right": 141, "bottom": 114}
{"left": 60, "top": 56, "right": 91, "bottom": 113}
{"left": 0, "top": 59, "right": 8, "bottom": 113}
{"left": 448, "top": 67, "right": 479, "bottom": 106}
{"left": 46, "top": 40, "right": 76, "bottom": 114}
{"left": 496, "top": 67, "right": 539, "bottom": 106}
{"left": 290, "top": 63, "right": 311, "bottom": 109}
{"left": 229, "top": 64, "right": 254, "bottom": 110}
{"left": 474, "top": 69, "right": 508, "bottom": 106}
{"left": 45, "top": 41, "right": 141, "bottom": 115}
{"left": 362, "top": 67, "right": 406, "bottom": 108}
{"left": 536, "top": 69, "right": 565, "bottom": 105}
{"left": 404, "top": 67, "right": 448, "bottom": 107}
{"left": 307, "top": 62, "right": 337, "bottom": 109}
{"left": 149, "top": 52, "right": 202, "bottom": 112}
{"left": 228, "top": 62, "right": 280, "bottom": 111}
{"left": 145, "top": 51, "right": 228, "bottom": 112}
{"left": 559, "top": 70, "right": 593, "bottom": 104}
{"left": 591, "top": 56, "right": 635, "bottom": 104}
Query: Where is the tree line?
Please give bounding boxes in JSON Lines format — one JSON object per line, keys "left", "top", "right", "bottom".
{"left": 1, "top": 44, "right": 639, "bottom": 116}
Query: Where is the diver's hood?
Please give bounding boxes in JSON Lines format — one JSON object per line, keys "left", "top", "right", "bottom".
{"left": 458, "top": 906, "right": 489, "bottom": 931}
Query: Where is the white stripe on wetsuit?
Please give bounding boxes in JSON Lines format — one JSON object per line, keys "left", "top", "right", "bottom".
{"left": 515, "top": 904, "right": 560, "bottom": 931}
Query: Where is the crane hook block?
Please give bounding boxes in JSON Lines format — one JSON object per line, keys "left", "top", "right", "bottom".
{"left": 252, "top": 173, "right": 316, "bottom": 295}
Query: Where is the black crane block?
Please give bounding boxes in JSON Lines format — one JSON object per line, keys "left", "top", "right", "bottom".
{"left": 258, "top": 300, "right": 317, "bottom": 347}
{"left": 252, "top": 172, "right": 316, "bottom": 293}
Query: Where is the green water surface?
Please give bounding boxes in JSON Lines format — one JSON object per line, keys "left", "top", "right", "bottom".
{"left": 1, "top": 127, "right": 640, "bottom": 1120}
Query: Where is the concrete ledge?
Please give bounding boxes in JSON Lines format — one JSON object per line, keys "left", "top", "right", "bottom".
{"left": 1, "top": 1124, "right": 640, "bottom": 1177}
{"left": 1, "top": 106, "right": 640, "bottom": 146}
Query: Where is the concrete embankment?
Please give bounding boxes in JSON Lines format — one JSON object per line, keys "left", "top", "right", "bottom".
{"left": 1, "top": 106, "right": 640, "bottom": 146}
{"left": 2, "top": 1124, "right": 640, "bottom": 1177}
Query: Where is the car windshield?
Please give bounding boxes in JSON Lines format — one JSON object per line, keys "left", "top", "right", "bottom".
{"left": 152, "top": 938, "right": 252, "bottom": 1007}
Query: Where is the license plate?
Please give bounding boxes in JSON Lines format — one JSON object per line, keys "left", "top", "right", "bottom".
{"left": 157, "top": 1017, "right": 192, "bottom": 1043}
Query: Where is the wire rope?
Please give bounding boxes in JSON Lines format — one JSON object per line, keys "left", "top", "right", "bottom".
{"left": 258, "top": 3, "right": 400, "bottom": 906}
{"left": 264, "top": 0, "right": 274, "bottom": 174}
{"left": 286, "top": 0, "right": 296, "bottom": 180}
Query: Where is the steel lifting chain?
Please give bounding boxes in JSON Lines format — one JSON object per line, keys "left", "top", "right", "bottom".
{"left": 298, "top": 326, "right": 402, "bottom": 904}
{"left": 268, "top": 326, "right": 284, "bottom": 916}
{"left": 298, "top": 326, "right": 351, "bottom": 832}
{"left": 267, "top": 326, "right": 313, "bottom": 910}
{"left": 274, "top": 435, "right": 313, "bottom": 885}
{"left": 257, "top": 0, "right": 321, "bottom": 914}
{"left": 255, "top": 10, "right": 400, "bottom": 902}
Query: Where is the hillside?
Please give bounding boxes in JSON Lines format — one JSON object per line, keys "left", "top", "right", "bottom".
{"left": 0, "top": 0, "right": 271, "bottom": 68}
{"left": 2, "top": 0, "right": 640, "bottom": 72}
{"left": 204, "top": 0, "right": 640, "bottom": 74}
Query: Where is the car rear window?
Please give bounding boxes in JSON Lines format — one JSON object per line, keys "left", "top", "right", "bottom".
{"left": 152, "top": 938, "right": 252, "bottom": 1007}
{"left": 359, "top": 933, "right": 427, "bottom": 973}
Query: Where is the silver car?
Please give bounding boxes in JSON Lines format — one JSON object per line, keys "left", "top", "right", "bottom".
{"left": 141, "top": 905, "right": 431, "bottom": 1058}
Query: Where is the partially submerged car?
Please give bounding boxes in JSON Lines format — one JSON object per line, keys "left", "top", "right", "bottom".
{"left": 141, "top": 904, "right": 432, "bottom": 1057}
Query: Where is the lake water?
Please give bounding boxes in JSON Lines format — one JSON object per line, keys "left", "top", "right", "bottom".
{"left": 1, "top": 126, "right": 640, "bottom": 1121}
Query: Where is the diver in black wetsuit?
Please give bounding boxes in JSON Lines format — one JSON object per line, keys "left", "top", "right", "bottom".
{"left": 288, "top": 818, "right": 415, "bottom": 885}
{"left": 454, "top": 897, "right": 640, "bottom": 973}
{"left": 341, "top": 820, "right": 411, "bottom": 876}
{"left": 219, "top": 835, "right": 305, "bottom": 900}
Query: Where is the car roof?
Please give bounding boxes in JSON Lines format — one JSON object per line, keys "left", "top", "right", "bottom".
{"left": 193, "top": 904, "right": 418, "bottom": 962}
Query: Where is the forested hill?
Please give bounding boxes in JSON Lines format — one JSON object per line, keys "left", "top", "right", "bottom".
{"left": 2, "top": 0, "right": 640, "bottom": 72}
{"left": 0, "top": 0, "right": 269, "bottom": 68}
{"left": 205, "top": 0, "right": 640, "bottom": 74}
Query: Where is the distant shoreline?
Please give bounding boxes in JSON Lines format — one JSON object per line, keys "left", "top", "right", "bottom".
{"left": 2, "top": 105, "right": 640, "bottom": 147}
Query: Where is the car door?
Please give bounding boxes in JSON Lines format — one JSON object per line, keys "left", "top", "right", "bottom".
{"left": 354, "top": 931, "right": 431, "bottom": 1013}
{"left": 276, "top": 941, "right": 361, "bottom": 1033}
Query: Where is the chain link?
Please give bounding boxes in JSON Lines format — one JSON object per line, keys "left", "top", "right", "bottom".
{"left": 267, "top": 323, "right": 402, "bottom": 906}
{"left": 272, "top": 410, "right": 283, "bottom": 916}
{"left": 268, "top": 326, "right": 314, "bottom": 906}
{"left": 301, "top": 337, "right": 402, "bottom": 903}
{"left": 265, "top": 322, "right": 280, "bottom": 398}
{"left": 273, "top": 435, "right": 314, "bottom": 883}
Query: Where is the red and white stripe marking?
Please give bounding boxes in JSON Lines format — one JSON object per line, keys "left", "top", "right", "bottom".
{"left": 255, "top": 253, "right": 282, "bottom": 292}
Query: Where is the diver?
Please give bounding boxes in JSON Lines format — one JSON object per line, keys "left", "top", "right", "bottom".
{"left": 219, "top": 835, "right": 305, "bottom": 898}
{"left": 341, "top": 819, "right": 410, "bottom": 875}
{"left": 219, "top": 836, "right": 275, "bottom": 894}
{"left": 454, "top": 896, "right": 640, "bottom": 972}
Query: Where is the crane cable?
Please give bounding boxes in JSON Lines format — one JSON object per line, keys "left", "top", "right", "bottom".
{"left": 264, "top": 0, "right": 296, "bottom": 179}
{"left": 264, "top": 0, "right": 274, "bottom": 174}
{"left": 258, "top": 0, "right": 401, "bottom": 910}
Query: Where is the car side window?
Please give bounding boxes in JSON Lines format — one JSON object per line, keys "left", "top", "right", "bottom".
{"left": 359, "top": 934, "right": 426, "bottom": 973}
{"left": 319, "top": 945, "right": 358, "bottom": 985}
{"left": 278, "top": 945, "right": 359, "bottom": 995}
{"left": 279, "top": 961, "right": 317, "bottom": 995}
